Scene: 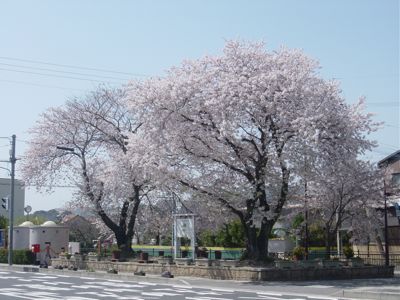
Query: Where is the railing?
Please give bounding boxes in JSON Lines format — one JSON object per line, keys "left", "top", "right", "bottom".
{"left": 357, "top": 253, "right": 400, "bottom": 268}
{"left": 289, "top": 249, "right": 400, "bottom": 270}
{"left": 79, "top": 247, "right": 243, "bottom": 260}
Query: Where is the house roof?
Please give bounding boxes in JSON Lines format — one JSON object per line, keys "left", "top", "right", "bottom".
{"left": 378, "top": 150, "right": 400, "bottom": 168}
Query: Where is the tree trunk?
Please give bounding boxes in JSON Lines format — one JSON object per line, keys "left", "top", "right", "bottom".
{"left": 242, "top": 219, "right": 273, "bottom": 260}
{"left": 324, "top": 227, "right": 332, "bottom": 259}
{"left": 115, "top": 230, "right": 133, "bottom": 258}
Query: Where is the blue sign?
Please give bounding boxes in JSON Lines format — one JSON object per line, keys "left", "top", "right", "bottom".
{"left": 0, "top": 230, "right": 3, "bottom": 247}
{"left": 395, "top": 203, "right": 400, "bottom": 218}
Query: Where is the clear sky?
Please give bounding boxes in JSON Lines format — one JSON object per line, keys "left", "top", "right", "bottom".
{"left": 0, "top": 0, "right": 398, "bottom": 212}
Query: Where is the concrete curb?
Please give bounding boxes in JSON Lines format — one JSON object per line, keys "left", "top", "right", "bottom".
{"left": 343, "top": 290, "right": 400, "bottom": 300}
{"left": 1, "top": 264, "right": 399, "bottom": 300}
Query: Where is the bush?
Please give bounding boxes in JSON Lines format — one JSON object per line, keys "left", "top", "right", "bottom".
{"left": 343, "top": 246, "right": 354, "bottom": 259}
{"left": 0, "top": 249, "right": 36, "bottom": 264}
{"left": 292, "top": 246, "right": 305, "bottom": 260}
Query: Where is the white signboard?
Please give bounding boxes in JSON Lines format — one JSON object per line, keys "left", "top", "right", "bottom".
{"left": 176, "top": 218, "right": 194, "bottom": 238}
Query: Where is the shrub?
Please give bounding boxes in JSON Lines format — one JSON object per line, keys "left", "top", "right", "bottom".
{"left": 343, "top": 246, "right": 354, "bottom": 259}
{"left": 292, "top": 246, "right": 305, "bottom": 260}
{"left": 0, "top": 249, "right": 36, "bottom": 264}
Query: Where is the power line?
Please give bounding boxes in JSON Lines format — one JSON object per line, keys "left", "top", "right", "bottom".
{"left": 0, "top": 56, "right": 149, "bottom": 77}
{"left": 0, "top": 62, "right": 131, "bottom": 81}
{"left": 0, "top": 79, "right": 87, "bottom": 92}
{"left": 0, "top": 67, "right": 123, "bottom": 84}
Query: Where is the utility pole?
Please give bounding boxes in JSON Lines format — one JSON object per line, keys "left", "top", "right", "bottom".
{"left": 384, "top": 180, "right": 389, "bottom": 267}
{"left": 304, "top": 179, "right": 309, "bottom": 260}
{"left": 8, "top": 134, "right": 16, "bottom": 266}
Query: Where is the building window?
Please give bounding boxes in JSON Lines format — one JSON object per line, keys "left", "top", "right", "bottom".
{"left": 391, "top": 173, "right": 400, "bottom": 187}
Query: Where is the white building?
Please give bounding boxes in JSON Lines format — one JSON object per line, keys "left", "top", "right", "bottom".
{"left": 13, "top": 220, "right": 69, "bottom": 264}
{"left": 0, "top": 178, "right": 25, "bottom": 219}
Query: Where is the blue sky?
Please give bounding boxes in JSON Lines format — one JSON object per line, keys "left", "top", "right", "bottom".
{"left": 0, "top": 0, "right": 398, "bottom": 212}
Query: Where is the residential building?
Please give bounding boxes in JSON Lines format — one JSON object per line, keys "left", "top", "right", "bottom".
{"left": 0, "top": 178, "right": 25, "bottom": 219}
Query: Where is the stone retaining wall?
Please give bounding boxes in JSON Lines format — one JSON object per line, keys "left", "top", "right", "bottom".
{"left": 51, "top": 258, "right": 394, "bottom": 281}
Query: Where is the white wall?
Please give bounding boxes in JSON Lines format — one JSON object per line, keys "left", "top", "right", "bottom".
{"left": 0, "top": 178, "right": 25, "bottom": 219}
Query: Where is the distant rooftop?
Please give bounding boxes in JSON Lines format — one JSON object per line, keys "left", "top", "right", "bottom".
{"left": 378, "top": 150, "right": 400, "bottom": 168}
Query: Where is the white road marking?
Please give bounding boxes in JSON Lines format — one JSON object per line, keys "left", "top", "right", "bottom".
{"left": 107, "top": 279, "right": 124, "bottom": 282}
{"left": 14, "top": 283, "right": 72, "bottom": 291}
{"left": 31, "top": 276, "right": 59, "bottom": 279}
{"left": 185, "top": 297, "right": 234, "bottom": 300}
{"left": 138, "top": 281, "right": 157, "bottom": 286}
{"left": 174, "top": 285, "right": 194, "bottom": 289}
{"left": 256, "top": 292, "right": 283, "bottom": 297}
{"left": 17, "top": 279, "right": 35, "bottom": 282}
{"left": 43, "top": 281, "right": 74, "bottom": 285}
{"left": 210, "top": 288, "right": 235, "bottom": 293}
{"left": 241, "top": 295, "right": 289, "bottom": 300}
{"left": 64, "top": 297, "right": 99, "bottom": 300}
{"left": 180, "top": 279, "right": 191, "bottom": 285}
{"left": 142, "top": 291, "right": 181, "bottom": 296}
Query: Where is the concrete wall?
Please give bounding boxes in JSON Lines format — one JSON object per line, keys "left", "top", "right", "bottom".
{"left": 51, "top": 258, "right": 394, "bottom": 281}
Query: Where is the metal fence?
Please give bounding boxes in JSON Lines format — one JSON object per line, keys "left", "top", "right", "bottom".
{"left": 133, "top": 248, "right": 243, "bottom": 260}
{"left": 304, "top": 250, "right": 400, "bottom": 269}
{"left": 80, "top": 247, "right": 243, "bottom": 260}
{"left": 356, "top": 253, "right": 400, "bottom": 268}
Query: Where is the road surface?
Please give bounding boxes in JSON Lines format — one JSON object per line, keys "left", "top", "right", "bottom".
{"left": 0, "top": 269, "right": 356, "bottom": 300}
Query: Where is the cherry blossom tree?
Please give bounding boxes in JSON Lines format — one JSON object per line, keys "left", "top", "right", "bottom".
{"left": 126, "top": 41, "right": 378, "bottom": 260}
{"left": 21, "top": 87, "right": 150, "bottom": 256}
{"left": 307, "top": 157, "right": 382, "bottom": 256}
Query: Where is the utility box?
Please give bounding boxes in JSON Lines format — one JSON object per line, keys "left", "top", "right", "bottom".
{"left": 68, "top": 242, "right": 80, "bottom": 254}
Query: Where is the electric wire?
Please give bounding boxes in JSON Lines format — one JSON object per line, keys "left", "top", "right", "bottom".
{"left": 0, "top": 62, "right": 131, "bottom": 81}
{"left": 0, "top": 67, "right": 122, "bottom": 84}
{"left": 0, "top": 56, "right": 149, "bottom": 77}
{"left": 0, "top": 79, "right": 87, "bottom": 92}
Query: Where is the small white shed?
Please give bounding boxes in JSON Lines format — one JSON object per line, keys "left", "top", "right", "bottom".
{"left": 13, "top": 221, "right": 35, "bottom": 250}
{"left": 29, "top": 221, "right": 69, "bottom": 254}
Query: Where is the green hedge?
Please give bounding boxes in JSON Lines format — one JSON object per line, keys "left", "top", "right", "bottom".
{"left": 0, "top": 249, "right": 36, "bottom": 264}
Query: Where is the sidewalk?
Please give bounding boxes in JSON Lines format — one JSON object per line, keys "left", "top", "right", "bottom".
{"left": 1, "top": 263, "right": 399, "bottom": 300}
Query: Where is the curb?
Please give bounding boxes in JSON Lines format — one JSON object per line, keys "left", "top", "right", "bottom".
{"left": 343, "top": 290, "right": 400, "bottom": 300}
{"left": 1, "top": 264, "right": 399, "bottom": 300}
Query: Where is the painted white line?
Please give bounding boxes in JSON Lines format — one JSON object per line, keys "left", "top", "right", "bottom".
{"left": 307, "top": 296, "right": 338, "bottom": 300}
{"left": 256, "top": 292, "right": 283, "bottom": 297}
{"left": 210, "top": 288, "right": 234, "bottom": 293}
{"left": 174, "top": 285, "right": 193, "bottom": 289}
{"left": 107, "top": 279, "right": 124, "bottom": 282}
{"left": 138, "top": 281, "right": 157, "bottom": 286}
{"left": 185, "top": 297, "right": 233, "bottom": 300}
{"left": 54, "top": 274, "right": 71, "bottom": 277}
{"left": 180, "top": 279, "right": 191, "bottom": 285}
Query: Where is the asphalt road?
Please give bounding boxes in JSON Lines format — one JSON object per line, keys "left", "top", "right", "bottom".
{"left": 0, "top": 269, "right": 355, "bottom": 300}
